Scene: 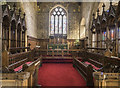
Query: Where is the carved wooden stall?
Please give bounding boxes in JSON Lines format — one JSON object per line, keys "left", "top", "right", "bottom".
{"left": 85, "top": 2, "right": 120, "bottom": 86}
{"left": 1, "top": 3, "right": 41, "bottom": 87}
{"left": 73, "top": 50, "right": 120, "bottom": 87}
{"left": 1, "top": 48, "right": 41, "bottom": 87}
{"left": 2, "top": 3, "right": 27, "bottom": 54}
{"left": 90, "top": 2, "right": 120, "bottom": 57}
{"left": 73, "top": 3, "right": 120, "bottom": 87}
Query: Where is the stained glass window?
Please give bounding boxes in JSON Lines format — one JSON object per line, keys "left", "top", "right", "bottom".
{"left": 118, "top": 27, "right": 120, "bottom": 53}
{"left": 102, "top": 31, "right": 106, "bottom": 48}
{"left": 111, "top": 29, "right": 114, "bottom": 40}
{"left": 63, "top": 15, "right": 67, "bottom": 34}
{"left": 51, "top": 15, "right": 54, "bottom": 35}
{"left": 59, "top": 15, "right": 62, "bottom": 34}
{"left": 55, "top": 15, "right": 58, "bottom": 34}
{"left": 92, "top": 34, "right": 96, "bottom": 48}
{"left": 50, "top": 6, "right": 67, "bottom": 36}
{"left": 102, "top": 32, "right": 106, "bottom": 40}
{"left": 118, "top": 27, "right": 120, "bottom": 38}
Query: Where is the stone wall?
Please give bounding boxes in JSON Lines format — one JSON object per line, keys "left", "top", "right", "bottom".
{"left": 20, "top": 2, "right": 38, "bottom": 38}
{"left": 37, "top": 2, "right": 81, "bottom": 39}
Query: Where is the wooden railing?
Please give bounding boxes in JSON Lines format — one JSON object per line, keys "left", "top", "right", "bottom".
{"left": 36, "top": 49, "right": 81, "bottom": 57}
{"left": 8, "top": 51, "right": 31, "bottom": 69}
{"left": 9, "top": 47, "right": 30, "bottom": 54}
{"left": 87, "top": 47, "right": 106, "bottom": 50}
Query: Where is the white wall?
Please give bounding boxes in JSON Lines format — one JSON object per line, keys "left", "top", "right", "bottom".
{"left": 20, "top": 2, "right": 38, "bottom": 38}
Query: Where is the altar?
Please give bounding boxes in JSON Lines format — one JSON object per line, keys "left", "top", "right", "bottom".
{"left": 47, "top": 44, "right": 68, "bottom": 56}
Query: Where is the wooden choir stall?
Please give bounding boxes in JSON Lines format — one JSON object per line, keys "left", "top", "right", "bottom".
{"left": 1, "top": 4, "right": 41, "bottom": 87}
{"left": 1, "top": 2, "right": 120, "bottom": 88}
{"left": 72, "top": 2, "right": 120, "bottom": 87}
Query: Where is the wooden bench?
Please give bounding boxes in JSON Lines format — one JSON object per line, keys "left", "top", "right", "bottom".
{"left": 81, "top": 58, "right": 103, "bottom": 72}
{"left": 78, "top": 50, "right": 120, "bottom": 73}
{"left": 2, "top": 48, "right": 41, "bottom": 87}
{"left": 88, "top": 59, "right": 103, "bottom": 68}
{"left": 73, "top": 58, "right": 94, "bottom": 86}
{"left": 76, "top": 50, "right": 120, "bottom": 87}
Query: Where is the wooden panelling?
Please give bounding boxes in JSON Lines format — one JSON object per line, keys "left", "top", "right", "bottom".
{"left": 38, "top": 39, "right": 49, "bottom": 49}
{"left": 27, "top": 36, "right": 39, "bottom": 50}
{"left": 27, "top": 37, "right": 77, "bottom": 50}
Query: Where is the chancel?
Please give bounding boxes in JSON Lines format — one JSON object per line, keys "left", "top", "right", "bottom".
{"left": 0, "top": 1, "right": 120, "bottom": 87}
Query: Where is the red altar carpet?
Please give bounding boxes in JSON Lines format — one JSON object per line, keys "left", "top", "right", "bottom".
{"left": 38, "top": 63, "right": 86, "bottom": 87}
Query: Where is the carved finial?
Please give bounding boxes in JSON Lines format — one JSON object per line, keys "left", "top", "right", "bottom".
{"left": 110, "top": 1, "right": 112, "bottom": 6}
{"left": 93, "top": 13, "right": 95, "bottom": 19}
{"left": 93, "top": 13, "right": 95, "bottom": 17}
{"left": 97, "top": 9, "right": 99, "bottom": 13}
{"left": 102, "top": 3, "right": 105, "bottom": 8}
{"left": 19, "top": 8, "right": 21, "bottom": 16}
{"left": 13, "top": 3, "right": 16, "bottom": 11}
{"left": 23, "top": 12, "right": 26, "bottom": 18}
{"left": 102, "top": 3, "right": 105, "bottom": 15}
{"left": 102, "top": 3, "right": 105, "bottom": 11}
{"left": 97, "top": 9, "right": 99, "bottom": 16}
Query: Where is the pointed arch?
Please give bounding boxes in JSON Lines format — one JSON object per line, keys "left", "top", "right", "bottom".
{"left": 80, "top": 18, "right": 86, "bottom": 39}
{"left": 49, "top": 5, "right": 68, "bottom": 37}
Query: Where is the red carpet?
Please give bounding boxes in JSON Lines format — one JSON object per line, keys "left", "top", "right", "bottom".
{"left": 38, "top": 63, "right": 86, "bottom": 87}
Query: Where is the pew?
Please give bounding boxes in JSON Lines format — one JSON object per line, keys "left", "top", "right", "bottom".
{"left": 81, "top": 58, "right": 103, "bottom": 72}
{"left": 73, "top": 58, "right": 94, "bottom": 86}
{"left": 1, "top": 47, "right": 41, "bottom": 87}
{"left": 76, "top": 50, "right": 120, "bottom": 87}
{"left": 78, "top": 50, "right": 120, "bottom": 72}
{"left": 87, "top": 59, "right": 103, "bottom": 68}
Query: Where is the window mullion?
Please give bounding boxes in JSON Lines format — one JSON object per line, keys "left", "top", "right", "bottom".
{"left": 58, "top": 15, "right": 59, "bottom": 35}
{"left": 54, "top": 15, "right": 55, "bottom": 36}
{"left": 62, "top": 15, "right": 63, "bottom": 35}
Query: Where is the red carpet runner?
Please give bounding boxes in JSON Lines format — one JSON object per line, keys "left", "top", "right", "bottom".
{"left": 38, "top": 63, "right": 86, "bottom": 87}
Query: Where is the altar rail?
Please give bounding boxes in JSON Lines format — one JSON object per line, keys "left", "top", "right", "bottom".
{"left": 36, "top": 49, "right": 80, "bottom": 57}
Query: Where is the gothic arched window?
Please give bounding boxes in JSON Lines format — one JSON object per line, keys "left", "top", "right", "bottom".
{"left": 50, "top": 6, "right": 67, "bottom": 36}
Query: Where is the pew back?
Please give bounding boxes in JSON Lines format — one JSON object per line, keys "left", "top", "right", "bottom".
{"left": 2, "top": 48, "right": 41, "bottom": 87}
{"left": 73, "top": 58, "right": 94, "bottom": 86}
